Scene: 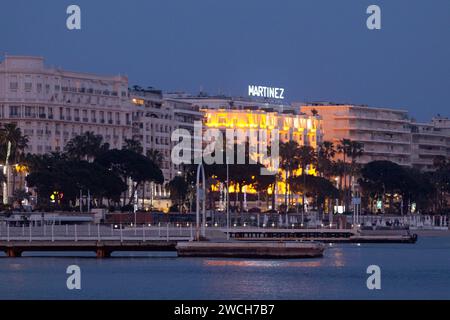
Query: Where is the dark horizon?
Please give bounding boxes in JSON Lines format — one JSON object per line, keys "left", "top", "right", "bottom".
{"left": 1, "top": 0, "right": 449, "bottom": 121}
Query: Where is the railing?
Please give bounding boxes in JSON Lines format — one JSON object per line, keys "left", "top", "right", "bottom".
{"left": 359, "top": 215, "right": 449, "bottom": 230}
{"left": 0, "top": 223, "right": 194, "bottom": 243}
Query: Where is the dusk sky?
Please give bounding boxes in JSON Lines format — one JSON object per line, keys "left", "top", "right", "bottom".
{"left": 1, "top": 0, "right": 449, "bottom": 121}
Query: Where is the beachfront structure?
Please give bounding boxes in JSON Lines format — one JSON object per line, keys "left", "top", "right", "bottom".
{"left": 0, "top": 55, "right": 132, "bottom": 200}
{"left": 431, "top": 116, "right": 450, "bottom": 158}
{"left": 0, "top": 55, "right": 132, "bottom": 153}
{"left": 411, "top": 121, "right": 448, "bottom": 171}
{"left": 204, "top": 107, "right": 322, "bottom": 209}
{"left": 300, "top": 103, "right": 412, "bottom": 166}
{"left": 167, "top": 94, "right": 322, "bottom": 147}
{"left": 202, "top": 108, "right": 322, "bottom": 148}
{"left": 130, "top": 89, "right": 203, "bottom": 210}
{"left": 166, "top": 95, "right": 323, "bottom": 210}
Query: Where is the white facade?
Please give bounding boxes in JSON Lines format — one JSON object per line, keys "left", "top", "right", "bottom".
{"left": 0, "top": 55, "right": 132, "bottom": 154}
{"left": 130, "top": 90, "right": 203, "bottom": 210}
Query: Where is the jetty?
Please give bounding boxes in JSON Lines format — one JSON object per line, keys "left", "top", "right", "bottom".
{"left": 0, "top": 240, "right": 180, "bottom": 258}
{"left": 224, "top": 228, "right": 418, "bottom": 243}
{"left": 176, "top": 241, "right": 325, "bottom": 258}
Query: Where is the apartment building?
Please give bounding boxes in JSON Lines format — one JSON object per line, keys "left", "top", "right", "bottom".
{"left": 130, "top": 89, "right": 203, "bottom": 210}
{"left": 300, "top": 103, "right": 412, "bottom": 166}
{"left": 0, "top": 55, "right": 132, "bottom": 154}
{"left": 411, "top": 121, "right": 448, "bottom": 171}
{"left": 431, "top": 116, "right": 450, "bottom": 158}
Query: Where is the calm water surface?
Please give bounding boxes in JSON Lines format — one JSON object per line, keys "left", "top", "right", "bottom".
{"left": 1, "top": 236, "right": 449, "bottom": 300}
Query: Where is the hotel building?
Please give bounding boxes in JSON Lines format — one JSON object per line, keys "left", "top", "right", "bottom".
{"left": 0, "top": 55, "right": 132, "bottom": 200}
{"left": 0, "top": 55, "right": 132, "bottom": 154}
{"left": 169, "top": 94, "right": 323, "bottom": 210}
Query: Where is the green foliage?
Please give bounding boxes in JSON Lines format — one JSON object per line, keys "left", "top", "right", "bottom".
{"left": 64, "top": 131, "right": 109, "bottom": 160}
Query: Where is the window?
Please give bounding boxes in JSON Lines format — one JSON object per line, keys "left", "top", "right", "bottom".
{"left": 24, "top": 83, "right": 32, "bottom": 92}
{"left": 25, "top": 106, "right": 35, "bottom": 118}
{"left": 66, "top": 108, "right": 71, "bottom": 120}
{"left": 38, "top": 107, "right": 45, "bottom": 118}
{"left": 10, "top": 82, "right": 18, "bottom": 91}
{"left": 10, "top": 106, "right": 20, "bottom": 117}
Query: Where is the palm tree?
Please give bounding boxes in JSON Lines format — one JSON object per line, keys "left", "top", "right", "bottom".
{"left": 123, "top": 138, "right": 143, "bottom": 154}
{"left": 279, "top": 141, "right": 300, "bottom": 211}
{"left": 0, "top": 124, "right": 29, "bottom": 204}
{"left": 316, "top": 141, "right": 336, "bottom": 178}
{"left": 297, "top": 145, "right": 317, "bottom": 213}
{"left": 337, "top": 139, "right": 364, "bottom": 210}
{"left": 146, "top": 149, "right": 164, "bottom": 167}
{"left": 65, "top": 132, "right": 109, "bottom": 161}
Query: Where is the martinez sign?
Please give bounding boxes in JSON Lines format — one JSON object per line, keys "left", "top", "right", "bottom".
{"left": 248, "top": 85, "right": 285, "bottom": 100}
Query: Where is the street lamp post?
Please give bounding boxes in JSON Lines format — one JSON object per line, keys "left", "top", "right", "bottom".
{"left": 226, "top": 163, "right": 230, "bottom": 240}
{"left": 196, "top": 163, "right": 206, "bottom": 241}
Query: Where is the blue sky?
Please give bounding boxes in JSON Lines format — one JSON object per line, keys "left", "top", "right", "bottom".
{"left": 1, "top": 0, "right": 449, "bottom": 121}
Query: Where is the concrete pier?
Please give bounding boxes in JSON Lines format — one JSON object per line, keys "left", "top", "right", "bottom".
{"left": 176, "top": 241, "right": 325, "bottom": 258}
{"left": 1, "top": 240, "right": 179, "bottom": 258}
{"left": 225, "top": 228, "right": 418, "bottom": 243}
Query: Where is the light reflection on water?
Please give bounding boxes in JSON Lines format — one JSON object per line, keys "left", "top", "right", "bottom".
{"left": 204, "top": 260, "right": 323, "bottom": 268}
{"left": 0, "top": 237, "right": 449, "bottom": 299}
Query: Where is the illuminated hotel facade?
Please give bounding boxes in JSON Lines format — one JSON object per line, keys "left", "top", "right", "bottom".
{"left": 168, "top": 95, "right": 323, "bottom": 210}
{"left": 202, "top": 108, "right": 322, "bottom": 148}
